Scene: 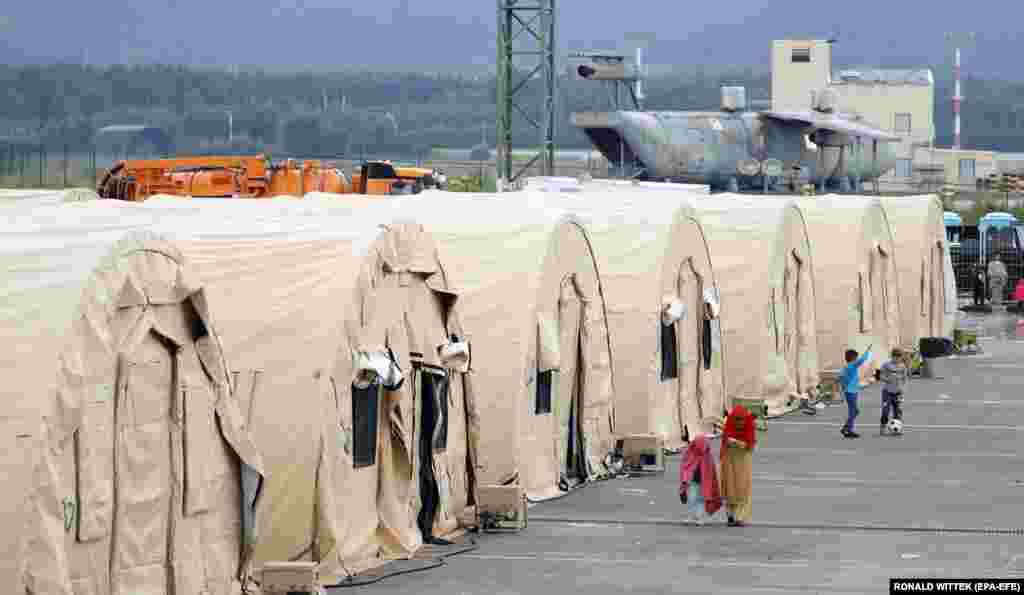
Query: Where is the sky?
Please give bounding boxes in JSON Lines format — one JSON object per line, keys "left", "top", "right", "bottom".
{"left": 0, "top": 0, "right": 1020, "bottom": 78}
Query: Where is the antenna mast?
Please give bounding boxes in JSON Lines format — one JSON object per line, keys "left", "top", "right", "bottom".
{"left": 946, "top": 32, "right": 976, "bottom": 150}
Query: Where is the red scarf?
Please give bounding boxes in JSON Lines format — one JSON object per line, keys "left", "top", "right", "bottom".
{"left": 721, "top": 404, "right": 757, "bottom": 455}
{"left": 678, "top": 435, "right": 722, "bottom": 514}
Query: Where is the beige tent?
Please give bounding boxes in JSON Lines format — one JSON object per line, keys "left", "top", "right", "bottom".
{"left": 134, "top": 197, "right": 479, "bottom": 581}
{"left": 387, "top": 191, "right": 616, "bottom": 502}
{"left": 688, "top": 196, "right": 820, "bottom": 417}
{"left": 2, "top": 200, "right": 266, "bottom": 594}
{"left": 879, "top": 195, "right": 948, "bottom": 348}
{"left": 315, "top": 220, "right": 477, "bottom": 581}
{"left": 143, "top": 194, "right": 479, "bottom": 581}
{"left": 521, "top": 178, "right": 725, "bottom": 448}
{"left": 795, "top": 196, "right": 902, "bottom": 375}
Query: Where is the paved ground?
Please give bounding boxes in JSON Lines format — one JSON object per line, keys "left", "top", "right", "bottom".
{"left": 332, "top": 316, "right": 1024, "bottom": 594}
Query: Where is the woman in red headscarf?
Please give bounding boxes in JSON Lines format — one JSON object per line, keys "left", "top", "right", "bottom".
{"left": 720, "top": 404, "right": 757, "bottom": 526}
{"left": 678, "top": 434, "right": 722, "bottom": 525}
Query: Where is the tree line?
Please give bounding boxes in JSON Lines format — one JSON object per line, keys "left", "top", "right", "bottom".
{"left": 1, "top": 63, "right": 1023, "bottom": 159}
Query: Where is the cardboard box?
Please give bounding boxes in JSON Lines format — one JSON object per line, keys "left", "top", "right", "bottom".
{"left": 618, "top": 434, "right": 665, "bottom": 472}
{"left": 261, "top": 561, "right": 321, "bottom": 594}
{"left": 476, "top": 485, "right": 527, "bottom": 531}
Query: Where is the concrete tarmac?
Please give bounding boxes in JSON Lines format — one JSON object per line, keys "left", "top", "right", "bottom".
{"left": 331, "top": 329, "right": 1024, "bottom": 594}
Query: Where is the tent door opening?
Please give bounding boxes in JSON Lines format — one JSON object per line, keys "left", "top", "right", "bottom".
{"left": 416, "top": 367, "right": 449, "bottom": 543}
{"left": 783, "top": 250, "right": 806, "bottom": 393}
{"left": 871, "top": 246, "right": 893, "bottom": 348}
{"left": 932, "top": 242, "right": 944, "bottom": 334}
{"left": 557, "top": 277, "right": 587, "bottom": 491}
{"left": 563, "top": 336, "right": 586, "bottom": 487}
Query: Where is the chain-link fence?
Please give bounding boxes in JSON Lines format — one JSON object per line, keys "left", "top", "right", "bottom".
{"left": 0, "top": 144, "right": 100, "bottom": 189}
{"left": 951, "top": 226, "right": 1024, "bottom": 301}
{"left": 0, "top": 144, "right": 611, "bottom": 191}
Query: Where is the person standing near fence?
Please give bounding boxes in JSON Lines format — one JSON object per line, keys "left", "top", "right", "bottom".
{"left": 973, "top": 264, "right": 987, "bottom": 306}
{"left": 989, "top": 258, "right": 1008, "bottom": 306}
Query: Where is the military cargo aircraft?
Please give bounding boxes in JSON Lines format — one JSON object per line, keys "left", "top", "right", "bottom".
{"left": 571, "top": 60, "right": 900, "bottom": 192}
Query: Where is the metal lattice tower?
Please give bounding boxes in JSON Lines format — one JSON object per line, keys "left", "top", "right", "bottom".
{"left": 496, "top": 0, "right": 556, "bottom": 189}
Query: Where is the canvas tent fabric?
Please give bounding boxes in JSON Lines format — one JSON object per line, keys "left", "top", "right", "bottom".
{"left": 795, "top": 196, "right": 901, "bottom": 376}
{"left": 1, "top": 200, "right": 267, "bottom": 595}
{"left": 140, "top": 196, "right": 479, "bottom": 582}
{"left": 3, "top": 191, "right": 479, "bottom": 591}
{"left": 521, "top": 178, "right": 724, "bottom": 448}
{"left": 319, "top": 220, "right": 477, "bottom": 582}
{"left": 879, "top": 196, "right": 948, "bottom": 348}
{"left": 942, "top": 241, "right": 958, "bottom": 338}
{"left": 687, "top": 195, "right": 820, "bottom": 417}
{"left": 385, "top": 191, "right": 616, "bottom": 502}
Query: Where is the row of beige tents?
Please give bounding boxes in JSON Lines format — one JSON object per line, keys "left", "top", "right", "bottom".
{"left": 0, "top": 181, "right": 957, "bottom": 594}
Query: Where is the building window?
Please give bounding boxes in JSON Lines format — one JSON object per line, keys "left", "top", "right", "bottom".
{"left": 894, "top": 113, "right": 912, "bottom": 133}
{"left": 959, "top": 158, "right": 976, "bottom": 180}
{"left": 791, "top": 48, "right": 811, "bottom": 63}
{"left": 895, "top": 159, "right": 913, "bottom": 178}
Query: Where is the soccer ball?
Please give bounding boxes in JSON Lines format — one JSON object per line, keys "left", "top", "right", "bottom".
{"left": 887, "top": 419, "right": 903, "bottom": 435}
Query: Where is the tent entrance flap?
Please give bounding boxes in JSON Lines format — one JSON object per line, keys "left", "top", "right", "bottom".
{"left": 933, "top": 242, "right": 944, "bottom": 334}
{"left": 675, "top": 259, "right": 709, "bottom": 439}
{"left": 557, "top": 277, "right": 587, "bottom": 490}
{"left": 563, "top": 332, "right": 586, "bottom": 487}
{"left": 784, "top": 250, "right": 809, "bottom": 395}
{"left": 111, "top": 328, "right": 181, "bottom": 594}
{"left": 416, "top": 367, "right": 449, "bottom": 541}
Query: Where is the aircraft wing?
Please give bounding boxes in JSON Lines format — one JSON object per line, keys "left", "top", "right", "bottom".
{"left": 761, "top": 110, "right": 901, "bottom": 142}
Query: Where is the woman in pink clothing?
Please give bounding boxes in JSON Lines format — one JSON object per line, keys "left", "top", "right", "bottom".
{"left": 678, "top": 434, "right": 723, "bottom": 526}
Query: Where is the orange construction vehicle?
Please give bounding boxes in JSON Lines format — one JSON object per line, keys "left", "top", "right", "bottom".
{"left": 349, "top": 160, "right": 432, "bottom": 195}
{"left": 392, "top": 164, "right": 448, "bottom": 190}
{"left": 96, "top": 155, "right": 430, "bottom": 201}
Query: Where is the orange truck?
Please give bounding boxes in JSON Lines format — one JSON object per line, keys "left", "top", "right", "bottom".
{"left": 96, "top": 155, "right": 433, "bottom": 201}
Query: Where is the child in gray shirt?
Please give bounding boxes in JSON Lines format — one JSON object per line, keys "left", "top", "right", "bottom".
{"left": 878, "top": 347, "right": 909, "bottom": 435}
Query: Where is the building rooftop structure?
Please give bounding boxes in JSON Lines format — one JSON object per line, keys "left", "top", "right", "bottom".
{"left": 831, "top": 68, "right": 934, "bottom": 86}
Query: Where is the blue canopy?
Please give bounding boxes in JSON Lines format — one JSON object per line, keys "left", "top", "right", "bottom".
{"left": 979, "top": 212, "right": 1020, "bottom": 260}
{"left": 943, "top": 211, "right": 962, "bottom": 227}
{"left": 979, "top": 212, "right": 1018, "bottom": 230}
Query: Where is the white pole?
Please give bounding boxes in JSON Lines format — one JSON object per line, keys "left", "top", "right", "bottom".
{"left": 954, "top": 47, "right": 962, "bottom": 150}
{"left": 635, "top": 47, "right": 645, "bottom": 108}
{"left": 227, "top": 111, "right": 233, "bottom": 143}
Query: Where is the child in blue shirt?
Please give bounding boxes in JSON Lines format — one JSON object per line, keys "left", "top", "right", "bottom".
{"left": 839, "top": 345, "right": 872, "bottom": 438}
